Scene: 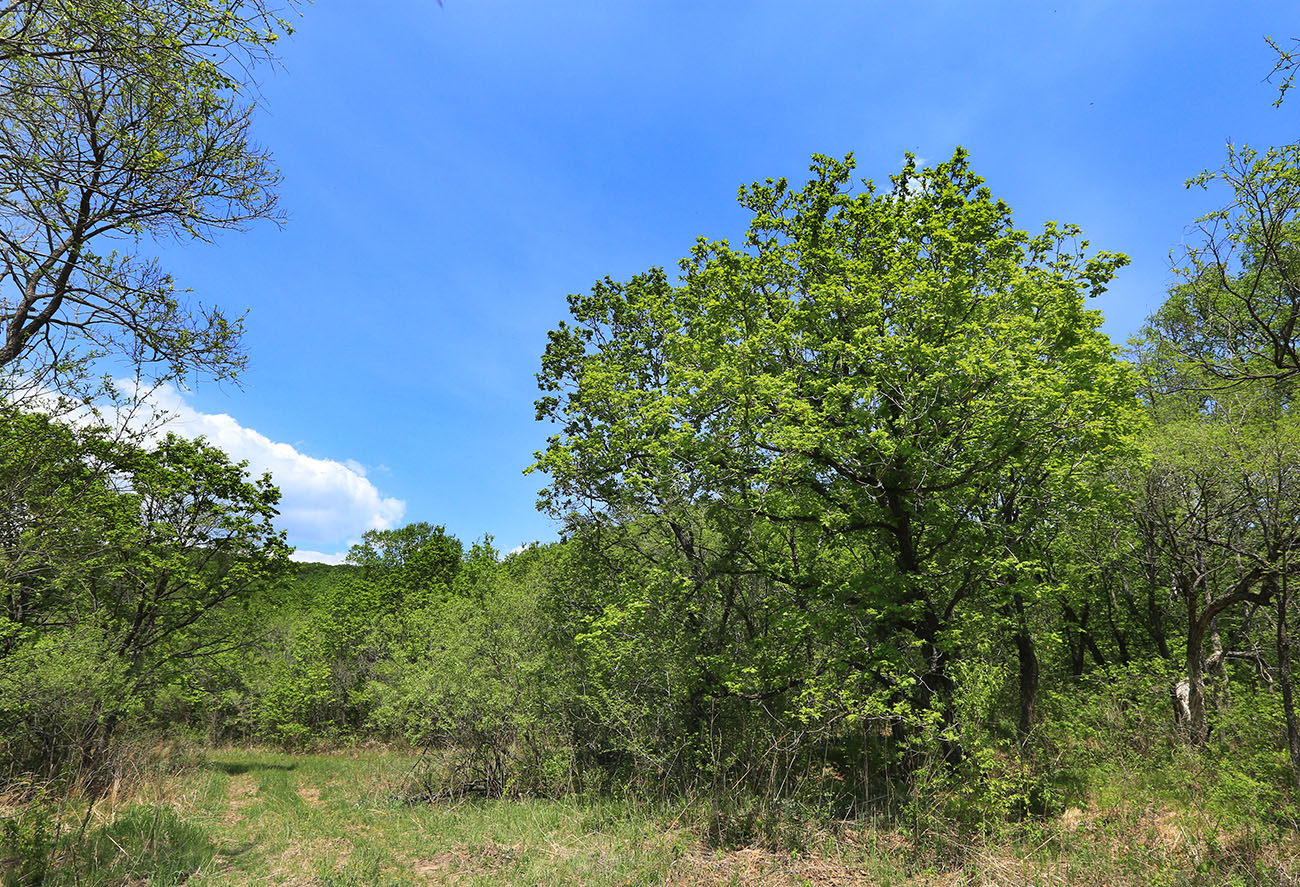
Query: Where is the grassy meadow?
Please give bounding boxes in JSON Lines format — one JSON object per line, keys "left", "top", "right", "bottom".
{"left": 4, "top": 742, "right": 1299, "bottom": 886}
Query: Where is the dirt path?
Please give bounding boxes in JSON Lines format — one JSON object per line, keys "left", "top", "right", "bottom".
{"left": 223, "top": 772, "right": 258, "bottom": 824}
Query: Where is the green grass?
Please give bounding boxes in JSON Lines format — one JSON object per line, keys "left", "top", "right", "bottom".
{"left": 184, "top": 748, "right": 694, "bottom": 886}
{"left": 3, "top": 746, "right": 1299, "bottom": 886}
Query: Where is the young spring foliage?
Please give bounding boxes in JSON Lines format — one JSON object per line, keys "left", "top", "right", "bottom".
{"left": 533, "top": 150, "right": 1143, "bottom": 755}
{"left": 0, "top": 410, "right": 291, "bottom": 773}
{"left": 0, "top": 0, "right": 296, "bottom": 394}
{"left": 1149, "top": 143, "right": 1300, "bottom": 387}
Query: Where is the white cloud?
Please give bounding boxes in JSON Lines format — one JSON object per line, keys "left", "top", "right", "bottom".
{"left": 290, "top": 549, "right": 352, "bottom": 566}
{"left": 127, "top": 384, "right": 406, "bottom": 553}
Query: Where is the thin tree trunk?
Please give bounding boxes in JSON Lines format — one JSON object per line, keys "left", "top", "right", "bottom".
{"left": 1184, "top": 580, "right": 1209, "bottom": 744}
{"left": 1103, "top": 577, "right": 1131, "bottom": 664}
{"left": 1063, "top": 603, "right": 1087, "bottom": 678}
{"left": 1276, "top": 578, "right": 1300, "bottom": 794}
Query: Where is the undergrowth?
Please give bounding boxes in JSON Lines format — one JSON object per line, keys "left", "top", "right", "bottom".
{"left": 2, "top": 705, "right": 1298, "bottom": 887}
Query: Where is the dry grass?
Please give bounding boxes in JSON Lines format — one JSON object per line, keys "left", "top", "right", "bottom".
{"left": 6, "top": 745, "right": 1300, "bottom": 886}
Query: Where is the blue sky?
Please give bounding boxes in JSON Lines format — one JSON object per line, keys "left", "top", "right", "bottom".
{"left": 148, "top": 1, "right": 1299, "bottom": 561}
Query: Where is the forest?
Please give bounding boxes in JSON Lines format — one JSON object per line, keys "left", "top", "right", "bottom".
{"left": 2, "top": 2, "right": 1300, "bottom": 885}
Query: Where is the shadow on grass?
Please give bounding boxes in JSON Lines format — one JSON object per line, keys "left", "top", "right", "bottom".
{"left": 210, "top": 836, "right": 263, "bottom": 876}
{"left": 208, "top": 761, "right": 297, "bottom": 775}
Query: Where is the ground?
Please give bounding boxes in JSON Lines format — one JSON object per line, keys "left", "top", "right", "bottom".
{"left": 180, "top": 748, "right": 902, "bottom": 886}
{"left": 5, "top": 746, "right": 1299, "bottom": 886}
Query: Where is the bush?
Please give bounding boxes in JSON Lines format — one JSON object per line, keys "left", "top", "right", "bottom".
{"left": 0, "top": 627, "right": 128, "bottom": 780}
{"left": 367, "top": 541, "right": 572, "bottom": 797}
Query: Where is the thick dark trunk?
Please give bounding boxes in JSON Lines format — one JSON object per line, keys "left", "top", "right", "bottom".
{"left": 79, "top": 710, "right": 121, "bottom": 794}
{"left": 916, "top": 610, "right": 961, "bottom": 766}
{"left": 1014, "top": 593, "right": 1038, "bottom": 739}
{"left": 1063, "top": 604, "right": 1087, "bottom": 677}
{"left": 1276, "top": 582, "right": 1300, "bottom": 794}
{"left": 1184, "top": 587, "right": 1209, "bottom": 744}
{"left": 1084, "top": 633, "right": 1108, "bottom": 668}
{"left": 1146, "top": 579, "right": 1172, "bottom": 660}
{"left": 882, "top": 472, "right": 962, "bottom": 766}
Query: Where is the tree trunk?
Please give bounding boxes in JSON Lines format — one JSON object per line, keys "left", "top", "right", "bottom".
{"left": 79, "top": 710, "right": 121, "bottom": 795}
{"left": 1063, "top": 603, "right": 1087, "bottom": 678}
{"left": 1276, "top": 579, "right": 1300, "bottom": 794}
{"left": 915, "top": 609, "right": 961, "bottom": 765}
{"left": 1064, "top": 601, "right": 1107, "bottom": 676}
{"left": 1103, "top": 577, "right": 1131, "bottom": 664}
{"left": 1126, "top": 570, "right": 1171, "bottom": 660}
{"left": 1014, "top": 593, "right": 1038, "bottom": 739}
{"left": 1184, "top": 584, "right": 1209, "bottom": 744}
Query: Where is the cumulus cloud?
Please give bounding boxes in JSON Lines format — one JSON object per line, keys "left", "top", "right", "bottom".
{"left": 123, "top": 385, "right": 405, "bottom": 559}
{"left": 290, "top": 549, "right": 352, "bottom": 566}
